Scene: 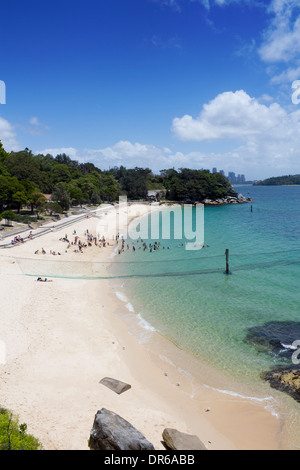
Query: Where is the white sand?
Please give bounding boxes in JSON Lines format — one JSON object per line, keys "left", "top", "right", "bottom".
{"left": 0, "top": 203, "right": 283, "bottom": 450}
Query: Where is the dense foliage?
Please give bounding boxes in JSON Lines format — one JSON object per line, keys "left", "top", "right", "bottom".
{"left": 0, "top": 407, "right": 41, "bottom": 450}
{"left": 255, "top": 175, "right": 300, "bottom": 186}
{"left": 0, "top": 141, "right": 234, "bottom": 216}
{"left": 160, "top": 168, "right": 232, "bottom": 201}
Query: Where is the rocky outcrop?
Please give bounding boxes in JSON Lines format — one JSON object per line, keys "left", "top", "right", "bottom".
{"left": 162, "top": 428, "right": 207, "bottom": 450}
{"left": 263, "top": 367, "right": 300, "bottom": 402}
{"left": 89, "top": 408, "right": 155, "bottom": 450}
{"left": 228, "top": 187, "right": 238, "bottom": 197}
{"left": 203, "top": 193, "right": 250, "bottom": 206}
{"left": 245, "top": 321, "right": 300, "bottom": 402}
{"left": 238, "top": 193, "right": 247, "bottom": 202}
{"left": 99, "top": 377, "right": 131, "bottom": 395}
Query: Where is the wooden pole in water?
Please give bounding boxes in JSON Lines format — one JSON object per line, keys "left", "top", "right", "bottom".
{"left": 225, "top": 248, "right": 230, "bottom": 275}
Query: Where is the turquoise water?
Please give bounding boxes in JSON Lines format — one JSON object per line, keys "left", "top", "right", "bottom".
{"left": 110, "top": 185, "right": 300, "bottom": 446}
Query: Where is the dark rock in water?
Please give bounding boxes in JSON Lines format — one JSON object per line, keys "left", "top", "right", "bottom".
{"left": 244, "top": 321, "right": 300, "bottom": 360}
{"left": 162, "top": 428, "right": 207, "bottom": 450}
{"left": 89, "top": 408, "right": 155, "bottom": 450}
{"left": 263, "top": 366, "right": 300, "bottom": 402}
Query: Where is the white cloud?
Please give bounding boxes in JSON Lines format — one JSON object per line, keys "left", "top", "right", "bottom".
{"left": 38, "top": 107, "right": 300, "bottom": 179}
{"left": 37, "top": 87, "right": 300, "bottom": 179}
{"left": 151, "top": 0, "right": 248, "bottom": 12}
{"left": 270, "top": 64, "right": 300, "bottom": 84}
{"left": 259, "top": 3, "right": 300, "bottom": 63}
{"left": 262, "top": 27, "right": 300, "bottom": 63}
{"left": 151, "top": 0, "right": 181, "bottom": 11}
{"left": 40, "top": 147, "right": 79, "bottom": 159}
{"left": 0, "top": 117, "right": 19, "bottom": 151}
{"left": 30, "top": 116, "right": 41, "bottom": 126}
{"left": 27, "top": 116, "right": 49, "bottom": 135}
{"left": 39, "top": 141, "right": 175, "bottom": 170}
{"left": 171, "top": 89, "right": 300, "bottom": 178}
{"left": 172, "top": 90, "right": 287, "bottom": 141}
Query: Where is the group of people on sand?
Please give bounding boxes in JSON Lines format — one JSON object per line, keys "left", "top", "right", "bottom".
{"left": 34, "top": 248, "right": 61, "bottom": 255}
{"left": 11, "top": 235, "right": 24, "bottom": 244}
{"left": 11, "top": 230, "right": 33, "bottom": 245}
{"left": 34, "top": 228, "right": 113, "bottom": 256}
{"left": 32, "top": 226, "right": 116, "bottom": 283}
{"left": 56, "top": 229, "right": 112, "bottom": 254}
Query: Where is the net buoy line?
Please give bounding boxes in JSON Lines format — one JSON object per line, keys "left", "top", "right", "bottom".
{"left": 0, "top": 247, "right": 299, "bottom": 265}
{"left": 1, "top": 253, "right": 299, "bottom": 280}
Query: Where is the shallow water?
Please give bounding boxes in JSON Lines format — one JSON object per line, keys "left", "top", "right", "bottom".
{"left": 110, "top": 185, "right": 300, "bottom": 449}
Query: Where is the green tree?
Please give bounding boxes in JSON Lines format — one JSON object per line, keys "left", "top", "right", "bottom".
{"left": 12, "top": 190, "right": 28, "bottom": 213}
{"left": 0, "top": 210, "right": 18, "bottom": 223}
{"left": 111, "top": 167, "right": 151, "bottom": 200}
{"left": 0, "top": 175, "right": 26, "bottom": 212}
{"left": 29, "top": 191, "right": 47, "bottom": 217}
{"left": 51, "top": 182, "right": 71, "bottom": 211}
{"left": 90, "top": 190, "right": 101, "bottom": 205}
{"left": 67, "top": 182, "right": 85, "bottom": 205}
{"left": 0, "top": 141, "right": 9, "bottom": 164}
{"left": 51, "top": 163, "right": 72, "bottom": 185}
{"left": 47, "top": 201, "right": 63, "bottom": 214}
{"left": 161, "top": 168, "right": 232, "bottom": 202}
{"left": 4, "top": 149, "right": 41, "bottom": 184}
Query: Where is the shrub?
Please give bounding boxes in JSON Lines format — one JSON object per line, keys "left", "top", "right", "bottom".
{"left": 0, "top": 407, "right": 41, "bottom": 450}
{"left": 0, "top": 210, "right": 18, "bottom": 222}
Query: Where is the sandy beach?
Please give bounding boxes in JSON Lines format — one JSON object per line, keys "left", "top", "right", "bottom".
{"left": 0, "top": 203, "right": 283, "bottom": 450}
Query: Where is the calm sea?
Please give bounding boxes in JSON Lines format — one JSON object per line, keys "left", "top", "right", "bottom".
{"left": 110, "top": 185, "right": 300, "bottom": 449}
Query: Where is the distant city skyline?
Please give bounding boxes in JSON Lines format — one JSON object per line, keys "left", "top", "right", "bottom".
{"left": 211, "top": 167, "right": 247, "bottom": 184}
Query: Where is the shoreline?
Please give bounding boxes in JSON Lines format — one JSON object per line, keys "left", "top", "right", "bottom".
{"left": 109, "top": 277, "right": 289, "bottom": 450}
{"left": 0, "top": 203, "right": 284, "bottom": 450}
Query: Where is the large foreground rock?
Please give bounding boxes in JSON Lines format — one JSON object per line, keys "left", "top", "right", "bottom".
{"left": 89, "top": 408, "right": 155, "bottom": 450}
{"left": 162, "top": 428, "right": 207, "bottom": 450}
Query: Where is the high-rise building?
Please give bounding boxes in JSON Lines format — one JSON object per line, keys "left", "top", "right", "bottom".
{"left": 228, "top": 172, "right": 236, "bottom": 184}
{"left": 237, "top": 174, "right": 246, "bottom": 183}
{"left": 210, "top": 168, "right": 247, "bottom": 182}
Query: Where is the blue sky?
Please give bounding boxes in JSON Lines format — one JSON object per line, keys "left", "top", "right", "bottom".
{"left": 1, "top": 0, "right": 300, "bottom": 179}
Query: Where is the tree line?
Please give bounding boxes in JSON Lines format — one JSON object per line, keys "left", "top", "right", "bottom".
{"left": 0, "top": 141, "right": 233, "bottom": 219}
{"left": 254, "top": 174, "right": 300, "bottom": 186}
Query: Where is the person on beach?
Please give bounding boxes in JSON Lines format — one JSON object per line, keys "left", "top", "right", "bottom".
{"left": 36, "top": 277, "right": 53, "bottom": 282}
